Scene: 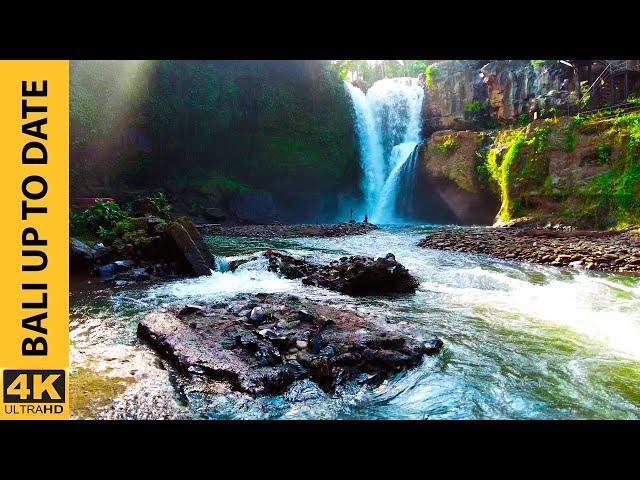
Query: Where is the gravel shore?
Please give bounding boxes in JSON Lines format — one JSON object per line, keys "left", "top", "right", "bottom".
{"left": 418, "top": 227, "right": 640, "bottom": 274}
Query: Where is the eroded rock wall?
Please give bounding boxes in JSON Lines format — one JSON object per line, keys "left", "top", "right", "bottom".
{"left": 422, "top": 60, "right": 579, "bottom": 133}
{"left": 419, "top": 130, "right": 499, "bottom": 225}
{"left": 419, "top": 112, "right": 639, "bottom": 229}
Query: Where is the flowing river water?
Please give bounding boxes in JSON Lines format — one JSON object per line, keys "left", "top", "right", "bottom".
{"left": 69, "top": 226, "right": 640, "bottom": 419}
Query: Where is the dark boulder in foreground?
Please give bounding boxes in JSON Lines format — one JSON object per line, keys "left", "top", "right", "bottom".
{"left": 266, "top": 251, "right": 420, "bottom": 296}
{"left": 138, "top": 294, "right": 442, "bottom": 395}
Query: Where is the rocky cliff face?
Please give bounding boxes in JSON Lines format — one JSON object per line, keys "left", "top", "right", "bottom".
{"left": 421, "top": 60, "right": 488, "bottom": 133}
{"left": 422, "top": 60, "right": 580, "bottom": 134}
{"left": 420, "top": 110, "right": 640, "bottom": 229}
{"left": 424, "top": 130, "right": 486, "bottom": 193}
{"left": 488, "top": 113, "right": 639, "bottom": 228}
{"left": 418, "top": 130, "right": 499, "bottom": 225}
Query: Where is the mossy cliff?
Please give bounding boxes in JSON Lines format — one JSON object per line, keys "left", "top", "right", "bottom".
{"left": 424, "top": 111, "right": 640, "bottom": 229}
{"left": 423, "top": 112, "right": 640, "bottom": 228}
{"left": 483, "top": 112, "right": 640, "bottom": 228}
{"left": 70, "top": 61, "right": 359, "bottom": 222}
{"left": 420, "top": 130, "right": 500, "bottom": 225}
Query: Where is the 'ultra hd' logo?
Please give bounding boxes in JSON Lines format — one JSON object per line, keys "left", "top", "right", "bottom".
{"left": 3, "top": 370, "right": 65, "bottom": 414}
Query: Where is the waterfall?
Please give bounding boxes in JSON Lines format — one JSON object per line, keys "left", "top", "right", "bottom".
{"left": 345, "top": 77, "right": 424, "bottom": 224}
{"left": 344, "top": 82, "right": 385, "bottom": 217}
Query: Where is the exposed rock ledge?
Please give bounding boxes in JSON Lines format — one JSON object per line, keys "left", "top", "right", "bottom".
{"left": 418, "top": 227, "right": 640, "bottom": 273}
{"left": 138, "top": 294, "right": 443, "bottom": 396}
{"left": 197, "top": 221, "right": 378, "bottom": 238}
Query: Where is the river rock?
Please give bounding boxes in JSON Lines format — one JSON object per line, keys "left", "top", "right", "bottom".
{"left": 166, "top": 218, "right": 216, "bottom": 276}
{"left": 249, "top": 307, "right": 266, "bottom": 325}
{"left": 70, "top": 238, "right": 95, "bottom": 270}
{"left": 137, "top": 294, "right": 442, "bottom": 395}
{"left": 228, "top": 256, "right": 257, "bottom": 272}
{"left": 266, "top": 251, "right": 419, "bottom": 296}
{"left": 418, "top": 226, "right": 640, "bottom": 274}
{"left": 198, "top": 222, "right": 378, "bottom": 239}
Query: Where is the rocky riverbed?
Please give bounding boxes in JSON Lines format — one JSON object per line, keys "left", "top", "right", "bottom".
{"left": 198, "top": 221, "right": 378, "bottom": 238}
{"left": 418, "top": 227, "right": 640, "bottom": 273}
{"left": 138, "top": 293, "right": 443, "bottom": 396}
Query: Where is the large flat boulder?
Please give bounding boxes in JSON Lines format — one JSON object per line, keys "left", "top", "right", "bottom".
{"left": 138, "top": 294, "right": 442, "bottom": 396}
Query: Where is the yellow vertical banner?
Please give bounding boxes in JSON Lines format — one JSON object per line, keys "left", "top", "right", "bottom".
{"left": 0, "top": 61, "right": 69, "bottom": 419}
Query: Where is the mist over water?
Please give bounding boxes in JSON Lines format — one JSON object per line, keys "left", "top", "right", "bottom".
{"left": 346, "top": 78, "right": 424, "bottom": 223}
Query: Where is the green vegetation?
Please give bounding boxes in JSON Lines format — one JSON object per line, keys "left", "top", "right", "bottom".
{"left": 483, "top": 125, "right": 550, "bottom": 221}
{"left": 70, "top": 193, "right": 170, "bottom": 246}
{"left": 464, "top": 100, "right": 497, "bottom": 130}
{"left": 564, "top": 124, "right": 575, "bottom": 152}
{"left": 425, "top": 64, "right": 439, "bottom": 89}
{"left": 70, "top": 60, "right": 360, "bottom": 220}
{"left": 333, "top": 60, "right": 431, "bottom": 84}
{"left": 517, "top": 114, "right": 533, "bottom": 127}
{"left": 576, "top": 112, "right": 640, "bottom": 228}
{"left": 530, "top": 60, "right": 558, "bottom": 68}
{"left": 597, "top": 141, "right": 612, "bottom": 165}
{"left": 475, "top": 150, "right": 491, "bottom": 186}
{"left": 464, "top": 100, "right": 488, "bottom": 112}
{"left": 70, "top": 200, "right": 128, "bottom": 240}
{"left": 482, "top": 111, "right": 639, "bottom": 228}
{"left": 436, "top": 134, "right": 457, "bottom": 154}
{"left": 194, "top": 174, "right": 249, "bottom": 196}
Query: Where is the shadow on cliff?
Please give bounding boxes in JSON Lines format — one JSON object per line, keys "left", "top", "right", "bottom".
{"left": 411, "top": 169, "right": 499, "bottom": 226}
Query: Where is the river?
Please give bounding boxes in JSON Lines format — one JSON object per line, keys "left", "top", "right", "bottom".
{"left": 69, "top": 226, "right": 640, "bottom": 419}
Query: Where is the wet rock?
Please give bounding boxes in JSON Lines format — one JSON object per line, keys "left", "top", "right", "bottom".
{"left": 249, "top": 307, "right": 267, "bottom": 325}
{"left": 266, "top": 251, "right": 419, "bottom": 296}
{"left": 228, "top": 257, "right": 256, "bottom": 272}
{"left": 138, "top": 293, "right": 443, "bottom": 396}
{"left": 177, "top": 304, "right": 205, "bottom": 317}
{"left": 114, "top": 260, "right": 135, "bottom": 271}
{"left": 166, "top": 219, "right": 215, "bottom": 276}
{"left": 424, "top": 337, "right": 444, "bottom": 355}
{"left": 92, "top": 242, "right": 112, "bottom": 261}
{"left": 70, "top": 238, "right": 95, "bottom": 270}
{"left": 98, "top": 263, "right": 117, "bottom": 280}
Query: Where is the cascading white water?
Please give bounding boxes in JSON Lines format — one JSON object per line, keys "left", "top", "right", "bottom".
{"left": 345, "top": 77, "right": 424, "bottom": 223}
{"left": 344, "top": 82, "right": 385, "bottom": 216}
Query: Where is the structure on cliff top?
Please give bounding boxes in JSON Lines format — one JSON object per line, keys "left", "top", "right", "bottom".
{"left": 421, "top": 60, "right": 640, "bottom": 135}
{"left": 569, "top": 60, "right": 640, "bottom": 111}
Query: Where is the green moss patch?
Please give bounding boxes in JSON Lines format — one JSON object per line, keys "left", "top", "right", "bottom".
{"left": 70, "top": 367, "right": 133, "bottom": 419}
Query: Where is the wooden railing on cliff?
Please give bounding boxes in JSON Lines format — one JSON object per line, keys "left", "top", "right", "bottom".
{"left": 577, "top": 60, "right": 640, "bottom": 112}
{"left": 549, "top": 60, "right": 640, "bottom": 119}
